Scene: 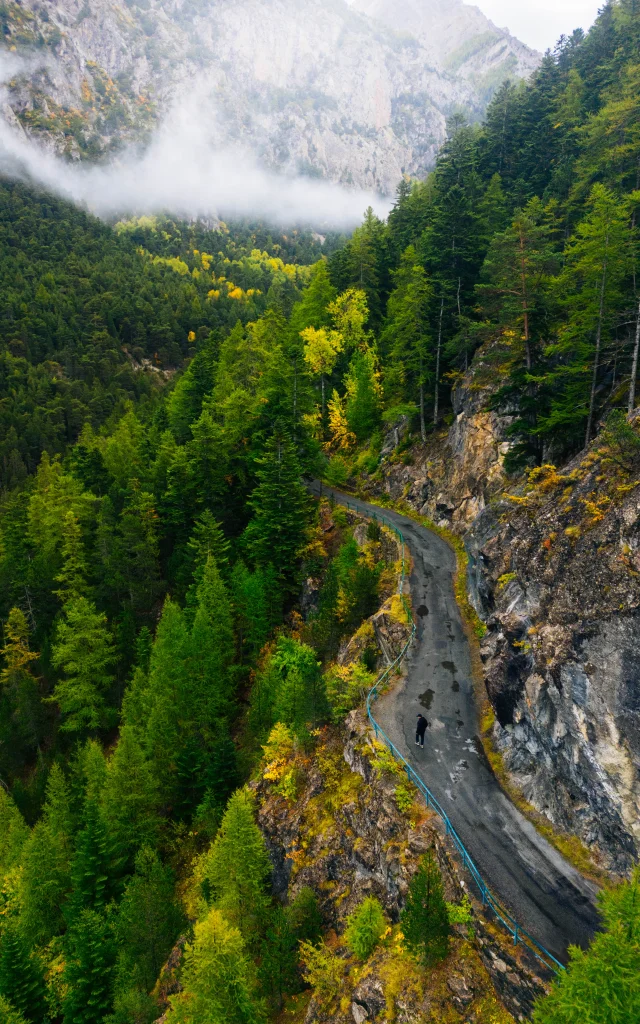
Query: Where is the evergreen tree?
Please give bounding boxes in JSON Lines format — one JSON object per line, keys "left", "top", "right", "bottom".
{"left": 54, "top": 512, "right": 89, "bottom": 604}
{"left": 243, "top": 432, "right": 312, "bottom": 591}
{"left": 0, "top": 926, "right": 47, "bottom": 1024}
{"left": 100, "top": 726, "right": 159, "bottom": 871}
{"left": 189, "top": 555, "right": 235, "bottom": 718}
{"left": 344, "top": 348, "right": 382, "bottom": 442}
{"left": 63, "top": 909, "right": 117, "bottom": 1024}
{"left": 231, "top": 561, "right": 271, "bottom": 665}
{"left": 289, "top": 259, "right": 337, "bottom": 334}
{"left": 259, "top": 906, "right": 299, "bottom": 1010}
{"left": 271, "top": 636, "right": 327, "bottom": 732}
{"left": 50, "top": 597, "right": 116, "bottom": 733}
{"left": 383, "top": 247, "right": 433, "bottom": 439}
{"left": 165, "top": 907, "right": 265, "bottom": 1024}
{"left": 115, "top": 846, "right": 183, "bottom": 995}
{"left": 1, "top": 608, "right": 41, "bottom": 754}
{"left": 544, "top": 184, "right": 632, "bottom": 448}
{"left": 534, "top": 869, "right": 640, "bottom": 1024}
{"left": 344, "top": 896, "right": 387, "bottom": 960}
{"left": 68, "top": 800, "right": 113, "bottom": 915}
{"left": 287, "top": 887, "right": 323, "bottom": 946}
{"left": 20, "top": 764, "right": 73, "bottom": 944}
{"left": 0, "top": 996, "right": 27, "bottom": 1024}
{"left": 118, "top": 491, "right": 163, "bottom": 618}
{"left": 0, "top": 790, "right": 28, "bottom": 878}
{"left": 401, "top": 851, "right": 450, "bottom": 965}
{"left": 202, "top": 790, "right": 271, "bottom": 942}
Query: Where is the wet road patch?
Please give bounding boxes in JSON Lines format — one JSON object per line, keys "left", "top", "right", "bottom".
{"left": 419, "top": 688, "right": 434, "bottom": 710}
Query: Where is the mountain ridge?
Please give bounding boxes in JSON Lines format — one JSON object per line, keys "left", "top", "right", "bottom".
{"left": 0, "top": 0, "right": 540, "bottom": 194}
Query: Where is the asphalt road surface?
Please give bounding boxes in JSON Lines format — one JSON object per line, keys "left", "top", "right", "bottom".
{"left": 313, "top": 483, "right": 600, "bottom": 963}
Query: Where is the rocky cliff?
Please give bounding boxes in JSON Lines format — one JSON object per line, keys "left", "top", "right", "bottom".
{"left": 365, "top": 393, "right": 640, "bottom": 876}
{"left": 0, "top": 0, "right": 538, "bottom": 192}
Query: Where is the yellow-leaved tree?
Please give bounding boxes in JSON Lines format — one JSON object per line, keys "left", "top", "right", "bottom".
{"left": 300, "top": 326, "right": 344, "bottom": 426}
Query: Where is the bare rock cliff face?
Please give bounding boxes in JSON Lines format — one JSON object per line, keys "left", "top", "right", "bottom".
{"left": 372, "top": 397, "right": 640, "bottom": 874}
{"left": 0, "top": 0, "right": 538, "bottom": 190}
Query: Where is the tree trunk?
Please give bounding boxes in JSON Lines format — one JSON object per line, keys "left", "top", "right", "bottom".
{"left": 585, "top": 249, "right": 609, "bottom": 447}
{"left": 321, "top": 373, "right": 326, "bottom": 427}
{"left": 419, "top": 352, "right": 426, "bottom": 442}
{"left": 434, "top": 295, "right": 444, "bottom": 424}
{"left": 518, "top": 223, "right": 532, "bottom": 371}
{"left": 629, "top": 298, "right": 640, "bottom": 414}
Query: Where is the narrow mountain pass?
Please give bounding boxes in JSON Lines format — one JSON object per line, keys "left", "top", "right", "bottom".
{"left": 312, "top": 484, "right": 600, "bottom": 963}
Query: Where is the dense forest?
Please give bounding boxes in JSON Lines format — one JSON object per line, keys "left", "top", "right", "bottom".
{"left": 0, "top": 1, "right": 639, "bottom": 1022}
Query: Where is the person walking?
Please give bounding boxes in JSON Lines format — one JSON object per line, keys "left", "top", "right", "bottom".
{"left": 416, "top": 713, "right": 428, "bottom": 748}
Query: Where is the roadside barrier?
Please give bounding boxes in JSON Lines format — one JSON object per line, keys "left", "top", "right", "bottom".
{"left": 328, "top": 490, "right": 565, "bottom": 975}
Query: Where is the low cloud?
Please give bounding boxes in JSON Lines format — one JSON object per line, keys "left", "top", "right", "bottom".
{"left": 0, "top": 54, "right": 390, "bottom": 229}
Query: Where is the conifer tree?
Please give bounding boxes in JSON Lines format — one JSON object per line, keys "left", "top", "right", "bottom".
{"left": 533, "top": 869, "right": 640, "bottom": 1024}
{"left": 68, "top": 800, "right": 113, "bottom": 915}
{"left": 401, "top": 851, "right": 450, "bottom": 965}
{"left": 51, "top": 596, "right": 116, "bottom": 733}
{"left": 202, "top": 789, "right": 271, "bottom": 942}
{"left": 271, "top": 636, "right": 327, "bottom": 732}
{"left": 189, "top": 555, "right": 235, "bottom": 718}
{"left": 186, "top": 511, "right": 231, "bottom": 586}
{"left": 545, "top": 184, "right": 632, "bottom": 448}
{"left": 287, "top": 887, "right": 323, "bottom": 946}
{"left": 383, "top": 247, "right": 433, "bottom": 439}
{"left": 166, "top": 907, "right": 265, "bottom": 1024}
{"left": 344, "top": 896, "right": 387, "bottom": 960}
{"left": 259, "top": 906, "right": 299, "bottom": 1010}
{"left": 115, "top": 846, "right": 183, "bottom": 994}
{"left": 0, "top": 789, "right": 28, "bottom": 878}
{"left": 243, "top": 432, "right": 312, "bottom": 591}
{"left": 0, "top": 926, "right": 47, "bottom": 1024}
{"left": 100, "top": 725, "right": 159, "bottom": 871}
{"left": 62, "top": 908, "right": 116, "bottom": 1024}
{"left": 0, "top": 996, "right": 27, "bottom": 1024}
{"left": 231, "top": 561, "right": 270, "bottom": 664}
{"left": 289, "top": 259, "right": 337, "bottom": 334}
{"left": 1, "top": 608, "right": 41, "bottom": 753}
{"left": 20, "top": 764, "right": 73, "bottom": 944}
{"left": 54, "top": 512, "right": 89, "bottom": 603}
{"left": 344, "top": 348, "right": 382, "bottom": 442}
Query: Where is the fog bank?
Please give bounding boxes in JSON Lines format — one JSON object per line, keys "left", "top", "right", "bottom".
{"left": 0, "top": 55, "right": 390, "bottom": 229}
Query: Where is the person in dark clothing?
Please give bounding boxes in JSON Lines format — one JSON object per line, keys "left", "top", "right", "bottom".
{"left": 416, "top": 714, "right": 428, "bottom": 748}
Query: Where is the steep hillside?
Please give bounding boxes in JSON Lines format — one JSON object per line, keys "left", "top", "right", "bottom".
{"left": 0, "top": 0, "right": 538, "bottom": 191}
{"left": 349, "top": 0, "right": 539, "bottom": 101}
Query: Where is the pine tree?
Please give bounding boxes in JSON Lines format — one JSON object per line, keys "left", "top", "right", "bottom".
{"left": 533, "top": 869, "right": 640, "bottom": 1023}
{"left": 63, "top": 909, "right": 116, "bottom": 1024}
{"left": 0, "top": 926, "right": 47, "bottom": 1024}
{"left": 287, "top": 887, "right": 323, "bottom": 946}
{"left": 50, "top": 596, "right": 116, "bottom": 733}
{"left": 383, "top": 247, "right": 433, "bottom": 439}
{"left": 231, "top": 561, "right": 270, "bottom": 664}
{"left": 202, "top": 790, "right": 271, "bottom": 942}
{"left": 165, "top": 907, "right": 265, "bottom": 1024}
{"left": 544, "top": 184, "right": 632, "bottom": 448}
{"left": 118, "top": 490, "right": 163, "bottom": 618}
{"left": 344, "top": 348, "right": 382, "bottom": 442}
{"left": 289, "top": 259, "right": 337, "bottom": 334}
{"left": 0, "top": 996, "right": 28, "bottom": 1024}
{"left": 344, "top": 897, "right": 387, "bottom": 960}
{"left": 68, "top": 800, "right": 113, "bottom": 915}
{"left": 20, "top": 764, "right": 73, "bottom": 944}
{"left": 243, "top": 432, "right": 312, "bottom": 591}
{"left": 0, "top": 789, "right": 28, "bottom": 878}
{"left": 115, "top": 846, "right": 183, "bottom": 994}
{"left": 259, "top": 906, "right": 299, "bottom": 1010}
{"left": 54, "top": 512, "right": 89, "bottom": 603}
{"left": 100, "top": 725, "right": 159, "bottom": 872}
{"left": 271, "top": 636, "right": 327, "bottom": 732}
{"left": 1, "top": 608, "right": 41, "bottom": 753}
{"left": 401, "top": 851, "right": 450, "bottom": 965}
{"left": 189, "top": 555, "right": 235, "bottom": 718}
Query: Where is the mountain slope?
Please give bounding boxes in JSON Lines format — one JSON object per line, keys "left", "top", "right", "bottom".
{"left": 0, "top": 0, "right": 539, "bottom": 193}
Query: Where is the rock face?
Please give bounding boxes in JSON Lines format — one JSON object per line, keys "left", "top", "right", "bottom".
{"left": 366, "top": 375, "right": 511, "bottom": 531}
{"left": 0, "top": 0, "right": 538, "bottom": 191}
{"left": 466, "top": 452, "right": 640, "bottom": 874}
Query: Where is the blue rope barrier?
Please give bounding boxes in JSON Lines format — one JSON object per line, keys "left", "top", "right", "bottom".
{"left": 338, "top": 495, "right": 565, "bottom": 974}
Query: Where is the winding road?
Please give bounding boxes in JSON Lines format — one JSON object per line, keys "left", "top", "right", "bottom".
{"left": 313, "top": 484, "right": 600, "bottom": 964}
